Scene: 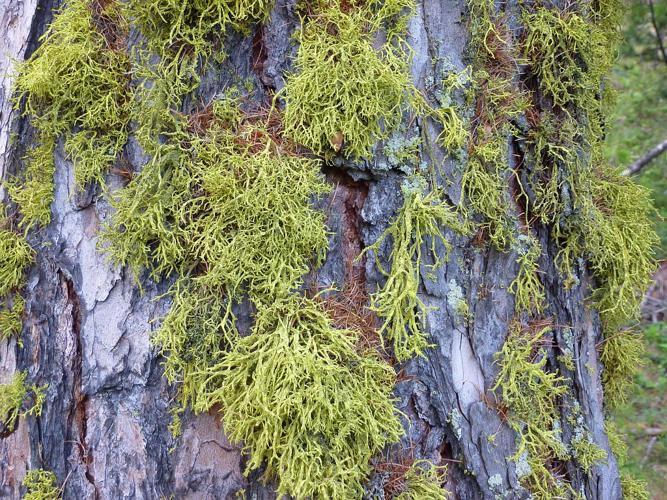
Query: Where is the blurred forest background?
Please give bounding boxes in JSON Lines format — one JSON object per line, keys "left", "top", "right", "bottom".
{"left": 607, "top": 1, "right": 667, "bottom": 497}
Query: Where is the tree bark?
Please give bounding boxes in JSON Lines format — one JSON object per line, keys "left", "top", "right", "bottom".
{"left": 0, "top": 1, "right": 625, "bottom": 499}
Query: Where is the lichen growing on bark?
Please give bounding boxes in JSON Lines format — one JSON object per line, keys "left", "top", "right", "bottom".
{"left": 22, "top": 469, "right": 61, "bottom": 500}
{"left": 195, "top": 295, "right": 403, "bottom": 499}
{"left": 492, "top": 323, "right": 570, "bottom": 498}
{"left": 9, "top": 0, "right": 131, "bottom": 227}
{"left": 395, "top": 460, "right": 448, "bottom": 500}
{"left": 0, "top": 371, "right": 45, "bottom": 432}
{"left": 282, "top": 0, "right": 414, "bottom": 158}
{"left": 361, "top": 177, "right": 468, "bottom": 361}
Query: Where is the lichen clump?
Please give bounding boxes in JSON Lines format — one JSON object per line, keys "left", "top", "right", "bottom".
{"left": 22, "top": 469, "right": 60, "bottom": 500}
{"left": 362, "top": 177, "right": 468, "bottom": 361}
{"left": 196, "top": 296, "right": 402, "bottom": 499}
{"left": 283, "top": 0, "right": 414, "bottom": 158}
{"left": 0, "top": 223, "right": 33, "bottom": 340}
{"left": 10, "top": 0, "right": 131, "bottom": 227}
{"left": 395, "top": 460, "right": 448, "bottom": 500}
{"left": 492, "top": 324, "right": 570, "bottom": 498}
{"left": 0, "top": 372, "right": 46, "bottom": 432}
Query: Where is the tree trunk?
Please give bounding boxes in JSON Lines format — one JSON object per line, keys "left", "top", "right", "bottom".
{"left": 0, "top": 0, "right": 644, "bottom": 499}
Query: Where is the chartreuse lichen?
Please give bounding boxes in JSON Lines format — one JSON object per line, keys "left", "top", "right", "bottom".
{"left": 571, "top": 434, "right": 607, "bottom": 474}
{"left": 151, "top": 279, "right": 237, "bottom": 412}
{"left": 0, "top": 227, "right": 34, "bottom": 297}
{"left": 0, "top": 221, "right": 33, "bottom": 341}
{"left": 22, "top": 469, "right": 60, "bottom": 500}
{"left": 361, "top": 177, "right": 468, "bottom": 361}
{"left": 509, "top": 234, "right": 545, "bottom": 314}
{"left": 492, "top": 324, "right": 571, "bottom": 498}
{"left": 599, "top": 329, "right": 645, "bottom": 408}
{"left": 9, "top": 0, "right": 131, "bottom": 227}
{"left": 606, "top": 420, "right": 650, "bottom": 500}
{"left": 126, "top": 0, "right": 272, "bottom": 56}
{"left": 0, "top": 371, "right": 46, "bottom": 432}
{"left": 395, "top": 460, "right": 448, "bottom": 500}
{"left": 195, "top": 295, "right": 402, "bottom": 499}
{"left": 283, "top": 0, "right": 413, "bottom": 158}
{"left": 103, "top": 96, "right": 330, "bottom": 410}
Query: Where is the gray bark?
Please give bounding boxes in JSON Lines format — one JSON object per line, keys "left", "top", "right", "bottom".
{"left": 0, "top": 0, "right": 622, "bottom": 499}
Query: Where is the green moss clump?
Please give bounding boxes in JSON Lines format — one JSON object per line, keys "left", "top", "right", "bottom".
{"left": 492, "top": 323, "right": 570, "bottom": 499}
{"left": 196, "top": 295, "right": 403, "bottom": 499}
{"left": 571, "top": 435, "right": 607, "bottom": 474}
{"left": 362, "top": 177, "right": 468, "bottom": 361}
{"left": 9, "top": 0, "right": 131, "bottom": 226}
{"left": 0, "top": 372, "right": 45, "bottom": 431}
{"left": 395, "top": 460, "right": 448, "bottom": 500}
{"left": 599, "top": 329, "right": 645, "bottom": 408}
{"left": 282, "top": 0, "right": 415, "bottom": 158}
{"left": 23, "top": 469, "right": 60, "bottom": 500}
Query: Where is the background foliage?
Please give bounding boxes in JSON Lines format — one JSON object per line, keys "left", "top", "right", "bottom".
{"left": 607, "top": 2, "right": 667, "bottom": 497}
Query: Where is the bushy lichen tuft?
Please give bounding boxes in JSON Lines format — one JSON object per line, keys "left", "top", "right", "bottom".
{"left": 0, "top": 228, "right": 34, "bottom": 297}
{"left": 395, "top": 460, "right": 448, "bottom": 500}
{"left": 103, "top": 100, "right": 330, "bottom": 298}
{"left": 23, "top": 469, "right": 60, "bottom": 500}
{"left": 620, "top": 473, "right": 650, "bottom": 500}
{"left": 492, "top": 323, "right": 570, "bottom": 498}
{"left": 127, "top": 0, "right": 272, "bottom": 57}
{"left": 10, "top": 0, "right": 131, "bottom": 227}
{"left": 283, "top": 0, "right": 414, "bottom": 158}
{"left": 196, "top": 295, "right": 403, "bottom": 499}
{"left": 509, "top": 234, "right": 545, "bottom": 314}
{"left": 0, "top": 372, "right": 46, "bottom": 432}
{"left": 361, "top": 177, "right": 469, "bottom": 361}
{"left": 152, "top": 279, "right": 237, "bottom": 412}
{"left": 571, "top": 434, "right": 607, "bottom": 474}
{"left": 0, "top": 295, "right": 26, "bottom": 341}
{"left": 599, "top": 329, "right": 645, "bottom": 408}
{"left": 559, "top": 168, "right": 658, "bottom": 330}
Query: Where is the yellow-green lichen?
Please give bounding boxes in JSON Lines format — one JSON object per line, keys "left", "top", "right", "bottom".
{"left": 361, "top": 177, "right": 468, "bottom": 361}
{"left": 103, "top": 98, "right": 330, "bottom": 298}
{"left": 509, "top": 234, "right": 545, "bottom": 314}
{"left": 152, "top": 279, "right": 237, "bottom": 412}
{"left": 492, "top": 323, "right": 570, "bottom": 499}
{"left": 395, "top": 460, "right": 448, "bottom": 500}
{"left": 0, "top": 295, "right": 26, "bottom": 341}
{"left": 571, "top": 434, "right": 607, "bottom": 474}
{"left": 10, "top": 0, "right": 131, "bottom": 227}
{"left": 606, "top": 420, "right": 651, "bottom": 500}
{"left": 126, "top": 0, "right": 272, "bottom": 57}
{"left": 196, "top": 295, "right": 403, "bottom": 499}
{"left": 558, "top": 168, "right": 658, "bottom": 330}
{"left": 599, "top": 329, "right": 645, "bottom": 408}
{"left": 23, "top": 469, "right": 60, "bottom": 500}
{"left": 0, "top": 228, "right": 34, "bottom": 297}
{"left": 282, "top": 0, "right": 414, "bottom": 158}
{"left": 0, "top": 371, "right": 46, "bottom": 432}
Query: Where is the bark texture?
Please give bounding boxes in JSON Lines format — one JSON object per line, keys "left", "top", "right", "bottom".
{"left": 1, "top": 0, "right": 623, "bottom": 499}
